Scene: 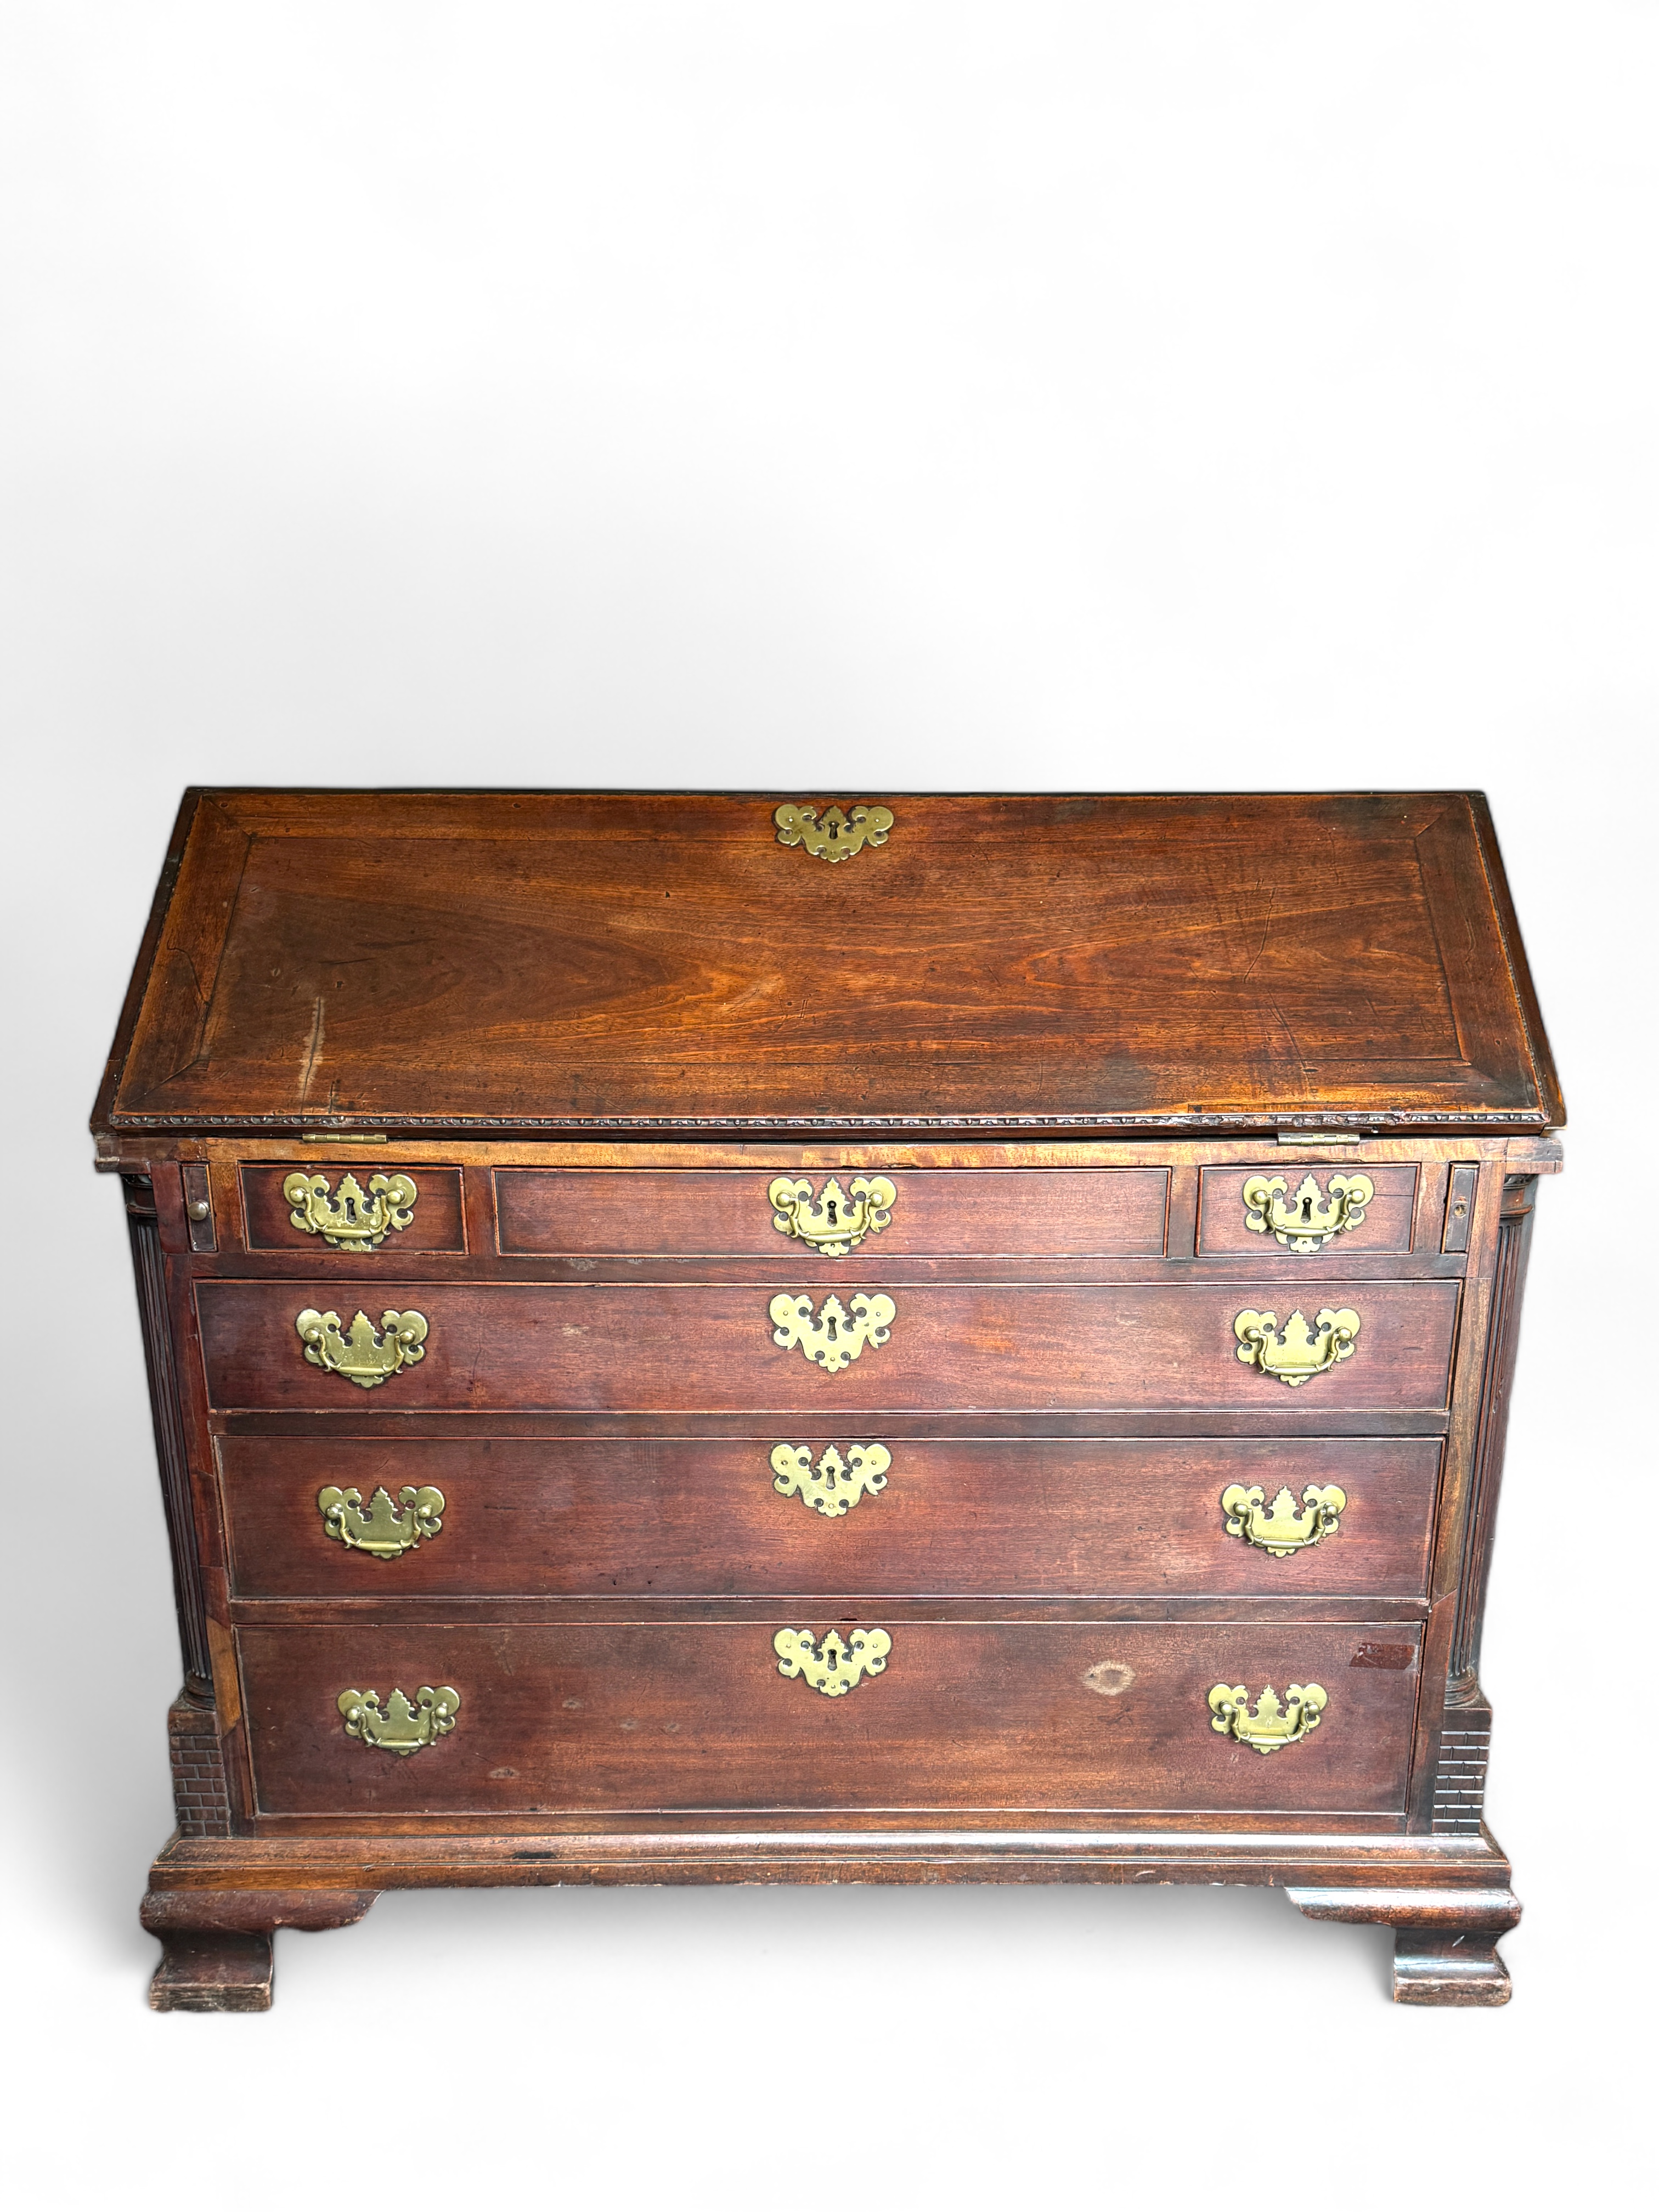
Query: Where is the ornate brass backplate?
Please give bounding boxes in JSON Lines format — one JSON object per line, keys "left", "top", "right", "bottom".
{"left": 769, "top": 1174, "right": 896, "bottom": 1257}
{"left": 769, "top": 1291, "right": 896, "bottom": 1373}
{"left": 282, "top": 1169, "right": 418, "bottom": 1251}
{"left": 773, "top": 802, "right": 895, "bottom": 862}
{"left": 770, "top": 1442, "right": 892, "bottom": 1516}
{"left": 1233, "top": 1306, "right": 1360, "bottom": 1387}
{"left": 774, "top": 1627, "right": 892, "bottom": 1695}
{"left": 296, "top": 1307, "right": 429, "bottom": 1388}
{"left": 1220, "top": 1482, "right": 1347, "bottom": 1556}
{"left": 1207, "top": 1681, "right": 1328, "bottom": 1753}
{"left": 318, "top": 1483, "right": 445, "bottom": 1556}
{"left": 1240, "top": 1171, "right": 1374, "bottom": 1252}
{"left": 337, "top": 1684, "right": 460, "bottom": 1756}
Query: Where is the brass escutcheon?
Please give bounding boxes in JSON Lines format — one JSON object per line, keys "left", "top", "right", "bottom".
{"left": 296, "top": 1307, "right": 429, "bottom": 1389}
{"left": 1240, "top": 1171, "right": 1375, "bottom": 1252}
{"left": 769, "top": 1291, "right": 895, "bottom": 1373}
{"left": 770, "top": 1442, "right": 892, "bottom": 1517}
{"left": 282, "top": 1169, "right": 418, "bottom": 1251}
{"left": 772, "top": 802, "right": 895, "bottom": 863}
{"left": 337, "top": 1684, "right": 460, "bottom": 1756}
{"left": 318, "top": 1484, "right": 445, "bottom": 1556}
{"left": 1220, "top": 1482, "right": 1347, "bottom": 1556}
{"left": 1208, "top": 1681, "right": 1328, "bottom": 1753}
{"left": 1233, "top": 1306, "right": 1360, "bottom": 1387}
{"left": 768, "top": 1174, "right": 896, "bottom": 1257}
{"left": 774, "top": 1627, "right": 892, "bottom": 1696}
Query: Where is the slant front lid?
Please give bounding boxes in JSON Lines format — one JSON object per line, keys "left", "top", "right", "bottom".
{"left": 97, "top": 790, "right": 1562, "bottom": 1137}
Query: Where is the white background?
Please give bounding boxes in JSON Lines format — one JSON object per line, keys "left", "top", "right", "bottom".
{"left": 3, "top": 5, "right": 1653, "bottom": 2206}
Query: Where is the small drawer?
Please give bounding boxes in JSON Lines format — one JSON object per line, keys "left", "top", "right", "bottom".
{"left": 241, "top": 1163, "right": 466, "bottom": 1253}
{"left": 223, "top": 1435, "right": 1443, "bottom": 1600}
{"left": 493, "top": 1167, "right": 1171, "bottom": 1259}
{"left": 239, "top": 1620, "right": 1421, "bottom": 1818}
{"left": 196, "top": 1278, "right": 1462, "bottom": 1414}
{"left": 1198, "top": 1163, "right": 1419, "bottom": 1256}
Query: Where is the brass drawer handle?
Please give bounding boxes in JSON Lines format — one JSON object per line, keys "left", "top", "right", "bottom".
{"left": 1233, "top": 1306, "right": 1359, "bottom": 1387}
{"left": 337, "top": 1684, "right": 459, "bottom": 1756}
{"left": 770, "top": 1442, "right": 891, "bottom": 1516}
{"left": 283, "top": 1169, "right": 418, "bottom": 1250}
{"left": 769, "top": 1175, "right": 896, "bottom": 1256}
{"left": 774, "top": 1627, "right": 891, "bottom": 1696}
{"left": 1242, "top": 1171, "right": 1374, "bottom": 1251}
{"left": 769, "top": 1291, "right": 895, "bottom": 1373}
{"left": 1220, "top": 1482, "right": 1347, "bottom": 1555}
{"left": 773, "top": 801, "right": 894, "bottom": 864}
{"left": 318, "top": 1483, "right": 445, "bottom": 1556}
{"left": 296, "top": 1306, "right": 429, "bottom": 1389}
{"left": 1208, "top": 1681, "right": 1327, "bottom": 1753}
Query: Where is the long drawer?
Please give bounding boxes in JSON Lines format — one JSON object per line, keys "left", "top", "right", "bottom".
{"left": 238, "top": 1621, "right": 1423, "bottom": 1817}
{"left": 222, "top": 1435, "right": 1442, "bottom": 1598}
{"left": 196, "top": 1279, "right": 1460, "bottom": 1412}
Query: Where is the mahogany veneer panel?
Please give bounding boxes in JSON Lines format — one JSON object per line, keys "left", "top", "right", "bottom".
{"left": 237, "top": 1621, "right": 1421, "bottom": 1818}
{"left": 221, "top": 1435, "right": 1443, "bottom": 1600}
{"left": 196, "top": 1278, "right": 1461, "bottom": 1414}
{"left": 494, "top": 1166, "right": 1171, "bottom": 1257}
{"left": 1197, "top": 1163, "right": 1420, "bottom": 1255}
{"left": 241, "top": 1164, "right": 466, "bottom": 1251}
{"left": 101, "top": 790, "right": 1562, "bottom": 1136}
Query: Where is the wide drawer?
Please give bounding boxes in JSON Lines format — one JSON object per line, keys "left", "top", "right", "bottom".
{"left": 197, "top": 1279, "right": 1460, "bottom": 1412}
{"left": 238, "top": 1621, "right": 1422, "bottom": 1816}
{"left": 493, "top": 1167, "right": 1171, "bottom": 1257}
{"left": 223, "top": 1435, "right": 1442, "bottom": 1598}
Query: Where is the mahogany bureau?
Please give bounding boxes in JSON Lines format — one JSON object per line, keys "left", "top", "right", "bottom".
{"left": 94, "top": 790, "right": 1564, "bottom": 2010}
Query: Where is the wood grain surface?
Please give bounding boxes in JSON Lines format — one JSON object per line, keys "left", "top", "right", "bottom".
{"left": 100, "top": 791, "right": 1563, "bottom": 1135}
{"left": 196, "top": 1277, "right": 1462, "bottom": 1413}
{"left": 237, "top": 1620, "right": 1423, "bottom": 1816}
{"left": 221, "top": 1434, "right": 1443, "bottom": 1599}
{"left": 495, "top": 1165, "right": 1171, "bottom": 1256}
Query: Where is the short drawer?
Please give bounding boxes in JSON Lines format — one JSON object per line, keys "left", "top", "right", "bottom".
{"left": 223, "top": 1435, "right": 1442, "bottom": 1599}
{"left": 1197, "top": 1162, "right": 1420, "bottom": 1255}
{"left": 239, "top": 1620, "right": 1422, "bottom": 1818}
{"left": 197, "top": 1279, "right": 1461, "bottom": 1413}
{"left": 241, "top": 1162, "right": 465, "bottom": 1253}
{"left": 493, "top": 1167, "right": 1170, "bottom": 1258}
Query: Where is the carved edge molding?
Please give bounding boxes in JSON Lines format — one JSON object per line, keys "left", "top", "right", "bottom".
{"left": 108, "top": 1109, "right": 1554, "bottom": 1131}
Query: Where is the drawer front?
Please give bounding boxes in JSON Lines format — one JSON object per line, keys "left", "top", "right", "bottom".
{"left": 1197, "top": 1162, "right": 1419, "bottom": 1255}
{"left": 242, "top": 1163, "right": 466, "bottom": 1252}
{"left": 198, "top": 1279, "right": 1460, "bottom": 1413}
{"left": 239, "top": 1621, "right": 1421, "bottom": 1816}
{"left": 223, "top": 1435, "right": 1442, "bottom": 1599}
{"left": 494, "top": 1167, "right": 1170, "bottom": 1258}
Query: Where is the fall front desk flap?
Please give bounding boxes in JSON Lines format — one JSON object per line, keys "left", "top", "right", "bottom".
{"left": 96, "top": 790, "right": 1563, "bottom": 1137}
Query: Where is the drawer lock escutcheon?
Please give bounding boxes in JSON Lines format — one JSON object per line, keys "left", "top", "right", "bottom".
{"left": 770, "top": 1442, "right": 891, "bottom": 1516}
{"left": 1220, "top": 1482, "right": 1347, "bottom": 1556}
{"left": 770, "top": 1291, "right": 896, "bottom": 1373}
{"left": 772, "top": 802, "right": 894, "bottom": 864}
{"left": 296, "top": 1307, "right": 429, "bottom": 1389}
{"left": 318, "top": 1484, "right": 446, "bottom": 1556}
{"left": 1208, "top": 1681, "right": 1328, "bottom": 1753}
{"left": 774, "top": 1628, "right": 892, "bottom": 1696}
{"left": 769, "top": 1175, "right": 896, "bottom": 1256}
{"left": 337, "top": 1685, "right": 460, "bottom": 1756}
{"left": 282, "top": 1169, "right": 418, "bottom": 1250}
{"left": 1233, "top": 1306, "right": 1360, "bottom": 1387}
{"left": 1241, "top": 1171, "right": 1374, "bottom": 1252}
